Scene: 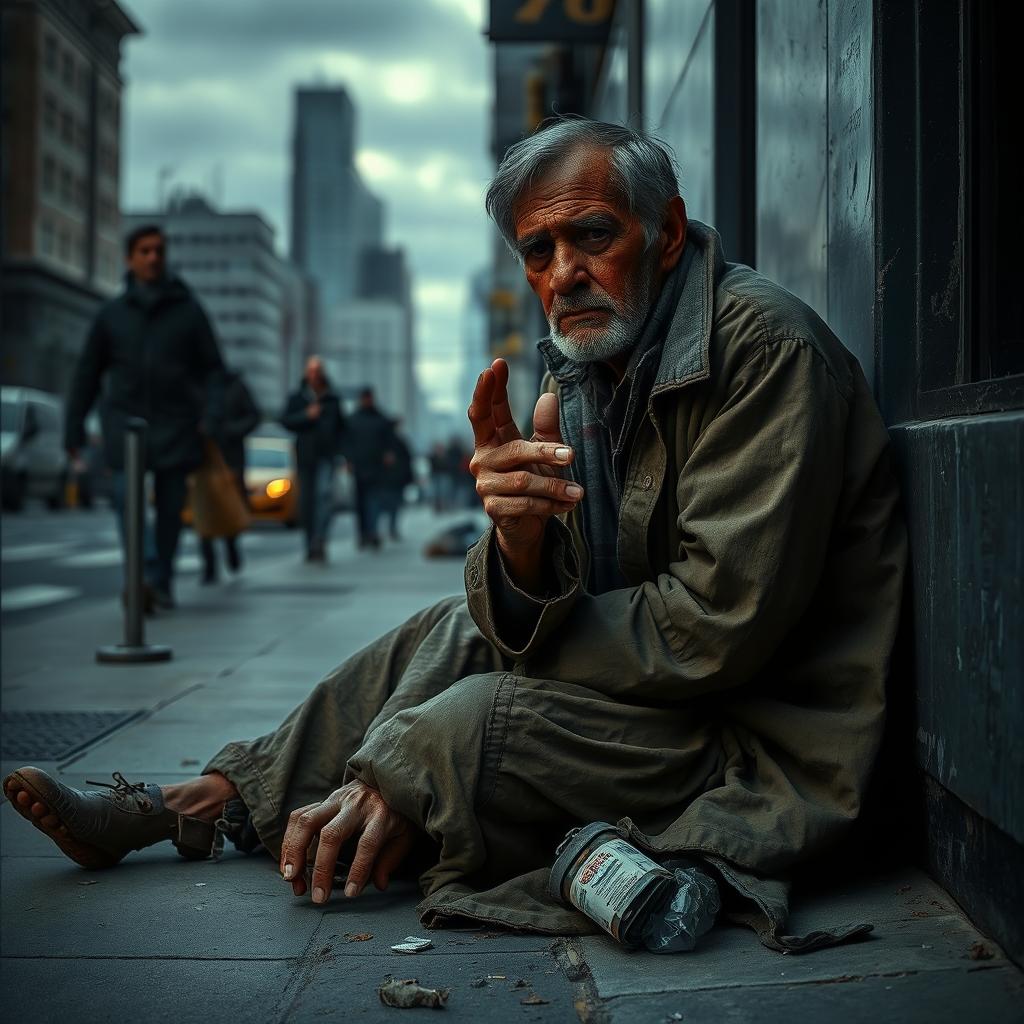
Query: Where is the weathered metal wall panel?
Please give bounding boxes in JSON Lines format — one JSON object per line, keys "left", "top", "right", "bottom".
{"left": 755, "top": 0, "right": 829, "bottom": 319}
{"left": 891, "top": 414, "right": 1024, "bottom": 844}
{"left": 645, "top": 0, "right": 715, "bottom": 225}
{"left": 827, "top": 0, "right": 875, "bottom": 388}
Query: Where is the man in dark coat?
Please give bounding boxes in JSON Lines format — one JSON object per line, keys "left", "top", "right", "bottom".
{"left": 200, "top": 369, "right": 261, "bottom": 583}
{"left": 64, "top": 224, "right": 225, "bottom": 608}
{"left": 343, "top": 387, "right": 393, "bottom": 549}
{"left": 281, "top": 357, "right": 345, "bottom": 562}
{"left": 379, "top": 419, "right": 414, "bottom": 541}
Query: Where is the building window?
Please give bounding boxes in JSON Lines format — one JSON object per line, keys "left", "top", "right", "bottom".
{"left": 58, "top": 227, "right": 71, "bottom": 261}
{"left": 41, "top": 219, "right": 55, "bottom": 255}
{"left": 60, "top": 167, "right": 72, "bottom": 205}
{"left": 42, "top": 155, "right": 56, "bottom": 193}
{"left": 78, "top": 63, "right": 89, "bottom": 96}
{"left": 60, "top": 110, "right": 73, "bottom": 144}
{"left": 967, "top": 0, "right": 1024, "bottom": 379}
{"left": 62, "top": 50, "right": 74, "bottom": 87}
{"left": 43, "top": 94, "right": 57, "bottom": 134}
{"left": 76, "top": 120, "right": 89, "bottom": 152}
{"left": 44, "top": 34, "right": 57, "bottom": 73}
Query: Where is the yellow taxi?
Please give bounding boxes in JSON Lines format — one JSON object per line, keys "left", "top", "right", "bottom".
{"left": 245, "top": 436, "right": 298, "bottom": 526}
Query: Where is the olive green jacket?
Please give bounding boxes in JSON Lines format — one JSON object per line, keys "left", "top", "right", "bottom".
{"left": 461, "top": 221, "right": 907, "bottom": 950}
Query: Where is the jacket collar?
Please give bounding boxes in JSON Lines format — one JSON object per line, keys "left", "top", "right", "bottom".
{"left": 538, "top": 219, "right": 724, "bottom": 395}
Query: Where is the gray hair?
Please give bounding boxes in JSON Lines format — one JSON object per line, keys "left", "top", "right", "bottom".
{"left": 485, "top": 115, "right": 680, "bottom": 259}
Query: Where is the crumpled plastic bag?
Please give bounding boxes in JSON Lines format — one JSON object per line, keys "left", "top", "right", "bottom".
{"left": 640, "top": 858, "right": 721, "bottom": 953}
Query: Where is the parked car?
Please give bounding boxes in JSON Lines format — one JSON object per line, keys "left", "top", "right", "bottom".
{"left": 1, "top": 387, "right": 68, "bottom": 511}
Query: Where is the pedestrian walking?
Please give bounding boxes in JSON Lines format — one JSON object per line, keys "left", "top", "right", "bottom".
{"left": 380, "top": 420, "right": 413, "bottom": 541}
{"left": 64, "top": 224, "right": 225, "bottom": 609}
{"left": 200, "top": 369, "right": 260, "bottom": 583}
{"left": 344, "top": 387, "right": 393, "bottom": 549}
{"left": 281, "top": 357, "right": 345, "bottom": 563}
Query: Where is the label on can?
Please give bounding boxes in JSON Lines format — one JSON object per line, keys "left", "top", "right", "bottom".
{"left": 568, "top": 838, "right": 665, "bottom": 939}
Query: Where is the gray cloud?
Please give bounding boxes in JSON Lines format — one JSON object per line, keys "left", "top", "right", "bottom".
{"left": 121, "top": 0, "right": 494, "bottom": 411}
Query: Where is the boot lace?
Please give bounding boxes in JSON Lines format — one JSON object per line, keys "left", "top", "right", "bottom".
{"left": 86, "top": 771, "right": 146, "bottom": 796}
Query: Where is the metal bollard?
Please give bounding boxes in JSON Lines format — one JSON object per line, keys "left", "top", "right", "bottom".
{"left": 97, "top": 418, "right": 172, "bottom": 663}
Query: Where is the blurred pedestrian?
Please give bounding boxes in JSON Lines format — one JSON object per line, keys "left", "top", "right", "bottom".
{"left": 344, "top": 387, "right": 392, "bottom": 549}
{"left": 64, "top": 224, "right": 225, "bottom": 610}
{"left": 428, "top": 442, "right": 451, "bottom": 513}
{"left": 200, "top": 369, "right": 260, "bottom": 584}
{"left": 281, "top": 357, "right": 345, "bottom": 563}
{"left": 380, "top": 419, "right": 413, "bottom": 541}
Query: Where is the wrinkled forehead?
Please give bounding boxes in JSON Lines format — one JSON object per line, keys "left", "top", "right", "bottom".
{"left": 512, "top": 144, "right": 630, "bottom": 236}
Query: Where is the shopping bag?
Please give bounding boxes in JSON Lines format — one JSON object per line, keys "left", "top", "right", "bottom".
{"left": 187, "top": 440, "right": 250, "bottom": 539}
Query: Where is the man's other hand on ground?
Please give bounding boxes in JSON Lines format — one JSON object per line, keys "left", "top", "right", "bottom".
{"left": 469, "top": 357, "right": 581, "bottom": 593}
{"left": 279, "top": 780, "right": 414, "bottom": 903}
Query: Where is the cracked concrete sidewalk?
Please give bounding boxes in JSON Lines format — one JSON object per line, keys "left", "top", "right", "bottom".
{"left": 2, "top": 507, "right": 1021, "bottom": 1022}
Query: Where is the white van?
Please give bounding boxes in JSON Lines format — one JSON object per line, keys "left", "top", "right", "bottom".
{"left": 1, "top": 387, "right": 69, "bottom": 511}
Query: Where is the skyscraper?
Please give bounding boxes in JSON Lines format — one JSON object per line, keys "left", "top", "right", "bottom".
{"left": 289, "top": 86, "right": 382, "bottom": 316}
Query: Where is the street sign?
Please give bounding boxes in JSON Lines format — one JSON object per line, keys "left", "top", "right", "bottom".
{"left": 488, "top": 0, "right": 615, "bottom": 43}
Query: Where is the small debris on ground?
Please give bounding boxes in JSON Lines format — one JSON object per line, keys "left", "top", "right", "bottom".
{"left": 511, "top": 979, "right": 530, "bottom": 990}
{"left": 666, "top": 1014, "right": 684, "bottom": 1022}
{"left": 345, "top": 932, "right": 373, "bottom": 942}
{"left": 967, "top": 942, "right": 994, "bottom": 961}
{"left": 378, "top": 977, "right": 449, "bottom": 1009}
{"left": 77, "top": 880, "right": 98, "bottom": 886}
{"left": 469, "top": 978, "right": 488, "bottom": 988}
{"left": 195, "top": 883, "right": 207, "bottom": 888}
{"left": 473, "top": 931, "right": 503, "bottom": 941}
{"left": 391, "top": 936, "right": 434, "bottom": 954}
{"left": 486, "top": 975, "right": 506, "bottom": 981}
{"left": 180, "top": 759, "right": 200, "bottom": 767}
{"left": 520, "top": 994, "right": 549, "bottom": 1006}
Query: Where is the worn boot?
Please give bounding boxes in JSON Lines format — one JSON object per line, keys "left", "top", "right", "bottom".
{"left": 2, "top": 767, "right": 219, "bottom": 870}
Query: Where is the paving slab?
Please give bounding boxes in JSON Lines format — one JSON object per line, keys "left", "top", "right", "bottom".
{"left": 286, "top": 948, "right": 575, "bottom": 1023}
{"left": 599, "top": 965, "right": 1024, "bottom": 1024}
{"left": 0, "top": 957, "right": 299, "bottom": 1024}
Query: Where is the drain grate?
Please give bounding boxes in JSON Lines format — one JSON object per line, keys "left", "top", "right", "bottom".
{"left": 1, "top": 710, "right": 143, "bottom": 761}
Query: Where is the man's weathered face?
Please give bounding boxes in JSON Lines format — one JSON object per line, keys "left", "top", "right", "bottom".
{"left": 127, "top": 233, "right": 166, "bottom": 284}
{"left": 512, "top": 146, "right": 658, "bottom": 364}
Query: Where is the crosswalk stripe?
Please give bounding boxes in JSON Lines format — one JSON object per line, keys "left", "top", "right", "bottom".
{"left": 56, "top": 549, "right": 123, "bottom": 569}
{"left": 0, "top": 542, "right": 76, "bottom": 563}
{"left": 1, "top": 585, "right": 81, "bottom": 612}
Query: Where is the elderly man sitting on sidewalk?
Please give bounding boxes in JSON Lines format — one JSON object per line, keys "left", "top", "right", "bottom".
{"left": 4, "top": 117, "right": 906, "bottom": 953}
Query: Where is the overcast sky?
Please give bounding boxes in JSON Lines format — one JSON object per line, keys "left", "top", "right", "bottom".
{"left": 120, "top": 0, "right": 492, "bottom": 413}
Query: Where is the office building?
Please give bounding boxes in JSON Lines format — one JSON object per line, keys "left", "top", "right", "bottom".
{"left": 1, "top": 0, "right": 139, "bottom": 394}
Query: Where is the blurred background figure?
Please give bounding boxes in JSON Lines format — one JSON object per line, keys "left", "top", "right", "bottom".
{"left": 445, "top": 436, "right": 475, "bottom": 509}
{"left": 200, "top": 368, "right": 260, "bottom": 584}
{"left": 344, "top": 387, "right": 392, "bottom": 550}
{"left": 428, "top": 441, "right": 452, "bottom": 514}
{"left": 380, "top": 418, "right": 413, "bottom": 542}
{"left": 63, "top": 224, "right": 225, "bottom": 610}
{"left": 281, "top": 356, "right": 345, "bottom": 564}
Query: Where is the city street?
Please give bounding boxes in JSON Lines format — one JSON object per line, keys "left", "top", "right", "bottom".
{"left": 1, "top": 504, "right": 337, "bottom": 626}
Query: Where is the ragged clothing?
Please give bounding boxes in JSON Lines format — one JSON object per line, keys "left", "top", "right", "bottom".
{"left": 207, "top": 221, "right": 906, "bottom": 953}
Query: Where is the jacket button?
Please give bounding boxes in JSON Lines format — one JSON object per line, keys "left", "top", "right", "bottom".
{"left": 641, "top": 474, "right": 653, "bottom": 490}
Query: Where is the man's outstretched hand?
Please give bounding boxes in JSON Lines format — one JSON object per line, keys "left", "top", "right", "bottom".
{"left": 468, "top": 359, "right": 583, "bottom": 593}
{"left": 280, "top": 780, "right": 414, "bottom": 903}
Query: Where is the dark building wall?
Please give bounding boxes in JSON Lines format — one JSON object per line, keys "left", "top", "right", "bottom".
{"left": 597, "top": 0, "right": 1023, "bottom": 962}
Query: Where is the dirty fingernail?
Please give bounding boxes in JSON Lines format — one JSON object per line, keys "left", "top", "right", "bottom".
{"left": 554, "top": 447, "right": 571, "bottom": 462}
{"left": 283, "top": 864, "right": 294, "bottom": 880}
{"left": 565, "top": 484, "right": 583, "bottom": 498}
{"left": 344, "top": 882, "right": 358, "bottom": 898}
{"left": 312, "top": 886, "right": 325, "bottom": 903}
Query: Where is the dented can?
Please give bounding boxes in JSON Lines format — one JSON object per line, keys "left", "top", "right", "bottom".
{"left": 549, "top": 822, "right": 674, "bottom": 948}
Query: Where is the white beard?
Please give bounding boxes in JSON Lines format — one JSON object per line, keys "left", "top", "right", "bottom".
{"left": 547, "top": 250, "right": 658, "bottom": 365}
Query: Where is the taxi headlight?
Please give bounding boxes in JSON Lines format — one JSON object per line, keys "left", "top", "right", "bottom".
{"left": 266, "top": 478, "right": 291, "bottom": 499}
